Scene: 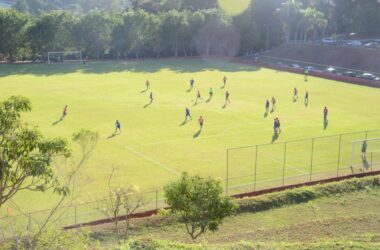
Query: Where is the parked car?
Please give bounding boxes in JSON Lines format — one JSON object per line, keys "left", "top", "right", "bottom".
{"left": 364, "top": 42, "right": 378, "bottom": 48}
{"left": 304, "top": 66, "right": 314, "bottom": 71}
{"left": 347, "top": 40, "right": 363, "bottom": 47}
{"left": 326, "top": 67, "right": 337, "bottom": 73}
{"left": 342, "top": 71, "right": 356, "bottom": 77}
{"left": 359, "top": 73, "right": 380, "bottom": 81}
{"left": 291, "top": 64, "right": 301, "bottom": 68}
{"left": 322, "top": 37, "right": 336, "bottom": 45}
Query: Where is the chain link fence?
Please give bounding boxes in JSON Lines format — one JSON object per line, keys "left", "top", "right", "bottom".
{"left": 1, "top": 129, "right": 380, "bottom": 239}
{"left": 226, "top": 129, "right": 380, "bottom": 195}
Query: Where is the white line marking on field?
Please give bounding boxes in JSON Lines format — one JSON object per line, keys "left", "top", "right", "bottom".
{"left": 126, "top": 146, "right": 180, "bottom": 176}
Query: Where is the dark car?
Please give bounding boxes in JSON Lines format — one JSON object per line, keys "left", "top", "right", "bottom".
{"left": 359, "top": 73, "right": 380, "bottom": 81}
{"left": 342, "top": 71, "right": 356, "bottom": 77}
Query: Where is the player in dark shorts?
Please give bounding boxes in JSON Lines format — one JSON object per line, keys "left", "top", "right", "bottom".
{"left": 293, "top": 87, "right": 298, "bottom": 101}
{"left": 265, "top": 99, "right": 270, "bottom": 113}
{"left": 225, "top": 91, "right": 231, "bottom": 104}
{"left": 185, "top": 107, "right": 192, "bottom": 121}
{"left": 190, "top": 78, "right": 195, "bottom": 89}
{"left": 304, "top": 91, "right": 309, "bottom": 105}
{"left": 61, "top": 105, "right": 68, "bottom": 120}
{"left": 146, "top": 80, "right": 150, "bottom": 90}
{"left": 195, "top": 90, "right": 203, "bottom": 103}
{"left": 274, "top": 118, "right": 279, "bottom": 134}
{"left": 115, "top": 120, "right": 121, "bottom": 133}
{"left": 324, "top": 106, "right": 329, "bottom": 123}
{"left": 223, "top": 76, "right": 227, "bottom": 87}
{"left": 271, "top": 97, "right": 276, "bottom": 111}
{"left": 276, "top": 117, "right": 281, "bottom": 132}
{"left": 198, "top": 116, "right": 204, "bottom": 129}
{"left": 150, "top": 92, "right": 154, "bottom": 103}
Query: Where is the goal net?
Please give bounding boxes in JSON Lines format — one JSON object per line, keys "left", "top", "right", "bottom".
{"left": 47, "top": 51, "right": 82, "bottom": 64}
{"left": 351, "top": 138, "right": 380, "bottom": 172}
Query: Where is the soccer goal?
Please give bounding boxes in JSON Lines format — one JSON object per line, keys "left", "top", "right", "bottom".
{"left": 350, "top": 138, "right": 380, "bottom": 171}
{"left": 47, "top": 51, "right": 82, "bottom": 64}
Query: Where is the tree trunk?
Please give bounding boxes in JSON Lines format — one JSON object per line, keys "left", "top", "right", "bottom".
{"left": 175, "top": 34, "right": 179, "bottom": 57}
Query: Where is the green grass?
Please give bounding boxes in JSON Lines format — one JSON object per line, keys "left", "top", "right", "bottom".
{"left": 1, "top": 58, "right": 380, "bottom": 214}
{"left": 93, "top": 184, "right": 380, "bottom": 248}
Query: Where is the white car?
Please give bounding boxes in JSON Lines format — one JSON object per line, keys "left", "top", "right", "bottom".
{"left": 326, "top": 67, "right": 337, "bottom": 73}
{"left": 291, "top": 64, "right": 301, "bottom": 68}
{"left": 359, "top": 73, "right": 380, "bottom": 81}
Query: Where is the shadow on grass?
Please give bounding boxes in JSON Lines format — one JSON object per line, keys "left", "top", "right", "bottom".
{"left": 193, "top": 129, "right": 202, "bottom": 139}
{"left": 0, "top": 58, "right": 261, "bottom": 77}
{"left": 107, "top": 132, "right": 120, "bottom": 140}
{"left": 52, "top": 118, "right": 63, "bottom": 126}
{"left": 144, "top": 100, "right": 153, "bottom": 109}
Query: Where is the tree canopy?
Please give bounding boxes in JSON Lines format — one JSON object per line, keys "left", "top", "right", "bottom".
{"left": 1, "top": 0, "right": 379, "bottom": 61}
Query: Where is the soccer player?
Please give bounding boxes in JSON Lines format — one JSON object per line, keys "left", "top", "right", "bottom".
{"left": 274, "top": 118, "right": 279, "bottom": 134}
{"left": 265, "top": 99, "right": 270, "bottom": 113}
{"left": 115, "top": 120, "right": 121, "bottom": 133}
{"left": 146, "top": 80, "right": 150, "bottom": 90}
{"left": 225, "top": 91, "right": 231, "bottom": 104}
{"left": 209, "top": 87, "right": 214, "bottom": 99}
{"left": 304, "top": 69, "right": 309, "bottom": 82}
{"left": 61, "top": 105, "right": 68, "bottom": 120}
{"left": 185, "top": 107, "right": 192, "bottom": 121}
{"left": 198, "top": 116, "right": 204, "bottom": 130}
{"left": 223, "top": 76, "right": 227, "bottom": 87}
{"left": 271, "top": 97, "right": 276, "bottom": 111}
{"left": 305, "top": 91, "right": 309, "bottom": 105}
{"left": 324, "top": 106, "right": 329, "bottom": 123}
{"left": 190, "top": 78, "right": 195, "bottom": 89}
{"left": 293, "top": 87, "right": 298, "bottom": 101}
{"left": 195, "top": 90, "right": 203, "bottom": 103}
{"left": 276, "top": 117, "right": 281, "bottom": 133}
{"left": 150, "top": 91, "right": 154, "bottom": 103}
{"left": 362, "top": 140, "right": 368, "bottom": 160}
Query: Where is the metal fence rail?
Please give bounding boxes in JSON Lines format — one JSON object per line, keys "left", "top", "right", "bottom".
{"left": 226, "top": 129, "right": 380, "bottom": 195}
{"left": 1, "top": 130, "right": 380, "bottom": 239}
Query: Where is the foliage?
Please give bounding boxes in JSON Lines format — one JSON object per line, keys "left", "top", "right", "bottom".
{"left": 0, "top": 96, "right": 70, "bottom": 208}
{"left": 164, "top": 172, "right": 237, "bottom": 240}
{"left": 237, "top": 175, "right": 380, "bottom": 213}
{"left": 3, "top": 1, "right": 380, "bottom": 60}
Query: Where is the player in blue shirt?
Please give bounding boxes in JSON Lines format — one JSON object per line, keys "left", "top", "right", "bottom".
{"left": 185, "top": 107, "right": 192, "bottom": 121}
{"left": 115, "top": 120, "right": 121, "bottom": 133}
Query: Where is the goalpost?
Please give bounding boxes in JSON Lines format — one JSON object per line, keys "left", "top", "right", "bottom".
{"left": 47, "top": 51, "right": 83, "bottom": 64}
{"left": 351, "top": 138, "right": 380, "bottom": 171}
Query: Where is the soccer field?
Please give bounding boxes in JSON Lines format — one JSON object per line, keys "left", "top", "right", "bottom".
{"left": 1, "top": 58, "right": 380, "bottom": 213}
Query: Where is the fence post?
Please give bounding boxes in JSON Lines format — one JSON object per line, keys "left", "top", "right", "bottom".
{"left": 310, "top": 138, "right": 314, "bottom": 182}
{"left": 254, "top": 145, "right": 258, "bottom": 192}
{"left": 155, "top": 190, "right": 158, "bottom": 211}
{"left": 226, "top": 149, "right": 229, "bottom": 195}
{"left": 282, "top": 142, "right": 287, "bottom": 187}
{"left": 336, "top": 134, "right": 342, "bottom": 177}
{"left": 371, "top": 152, "right": 373, "bottom": 172}
{"left": 365, "top": 131, "right": 368, "bottom": 140}
{"left": 74, "top": 206, "right": 77, "bottom": 225}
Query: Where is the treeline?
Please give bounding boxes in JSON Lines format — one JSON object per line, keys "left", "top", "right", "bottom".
{"left": 1, "top": 0, "right": 380, "bottom": 61}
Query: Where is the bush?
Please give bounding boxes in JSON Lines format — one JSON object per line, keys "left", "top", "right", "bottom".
{"left": 237, "top": 175, "right": 380, "bottom": 213}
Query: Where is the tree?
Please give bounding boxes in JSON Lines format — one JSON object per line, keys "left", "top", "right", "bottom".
{"left": 0, "top": 9, "right": 29, "bottom": 61}
{"left": 27, "top": 11, "right": 75, "bottom": 58}
{"left": 161, "top": 10, "right": 188, "bottom": 57}
{"left": 95, "top": 168, "right": 146, "bottom": 238}
{"left": 73, "top": 12, "right": 117, "bottom": 59}
{"left": 164, "top": 172, "right": 237, "bottom": 240}
{"left": 0, "top": 96, "right": 70, "bottom": 209}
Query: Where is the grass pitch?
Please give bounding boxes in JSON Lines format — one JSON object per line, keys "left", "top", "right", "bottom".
{"left": 1, "top": 58, "right": 380, "bottom": 213}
